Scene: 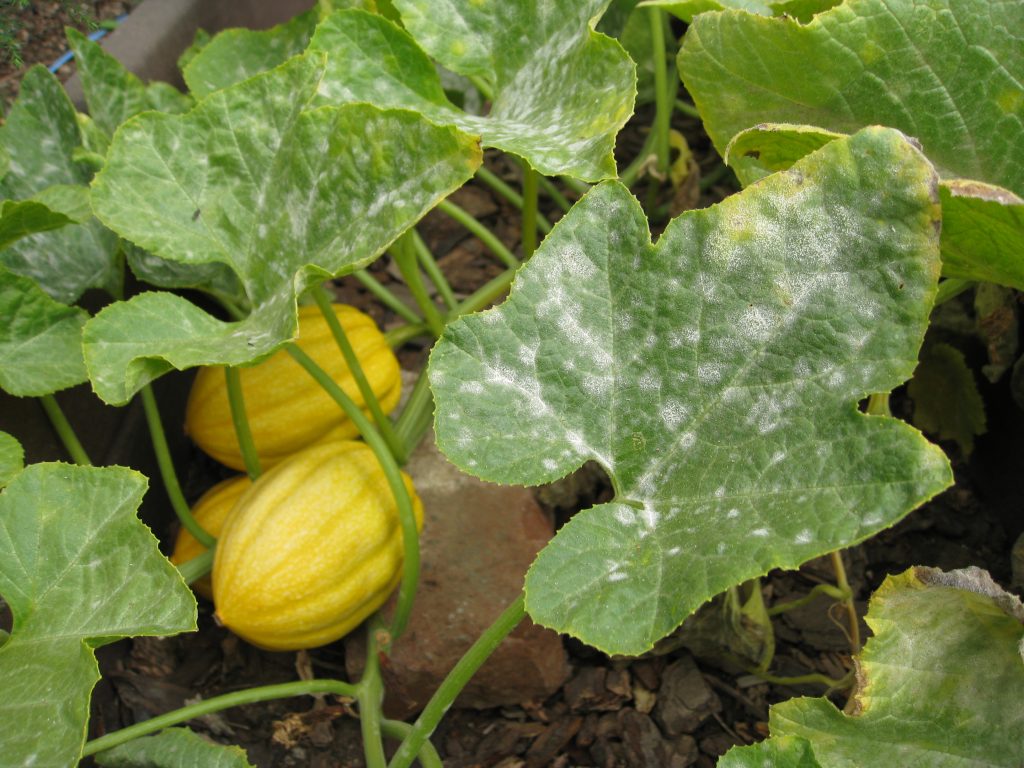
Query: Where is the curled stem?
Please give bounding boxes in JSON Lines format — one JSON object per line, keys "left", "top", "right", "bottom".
{"left": 285, "top": 344, "right": 420, "bottom": 641}
{"left": 830, "top": 550, "right": 861, "bottom": 654}
{"left": 355, "top": 269, "right": 423, "bottom": 325}
{"left": 140, "top": 385, "right": 214, "bottom": 548}
{"left": 224, "top": 367, "right": 262, "bottom": 480}
{"left": 39, "top": 394, "right": 90, "bottom": 465}
{"left": 389, "top": 595, "right": 526, "bottom": 768}
{"left": 767, "top": 582, "right": 849, "bottom": 617}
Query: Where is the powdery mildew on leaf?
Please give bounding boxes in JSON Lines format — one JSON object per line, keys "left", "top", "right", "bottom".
{"left": 86, "top": 54, "right": 480, "bottom": 404}
{"left": 429, "top": 128, "right": 952, "bottom": 654}
{"left": 310, "top": 1, "right": 635, "bottom": 180}
{"left": 0, "top": 464, "right": 196, "bottom": 767}
{"left": 0, "top": 67, "right": 120, "bottom": 302}
{"left": 721, "top": 567, "right": 1024, "bottom": 766}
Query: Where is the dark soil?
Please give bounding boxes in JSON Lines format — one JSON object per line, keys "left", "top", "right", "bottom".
{"left": 6, "top": 13, "right": 1022, "bottom": 766}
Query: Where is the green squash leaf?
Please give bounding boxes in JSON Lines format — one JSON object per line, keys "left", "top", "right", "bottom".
{"left": 430, "top": 128, "right": 951, "bottom": 655}
{"left": 0, "top": 67, "right": 121, "bottom": 302}
{"left": 722, "top": 736, "right": 822, "bottom": 768}
{"left": 95, "top": 728, "right": 255, "bottom": 768}
{"left": 641, "top": 0, "right": 839, "bottom": 23}
{"left": 907, "top": 342, "right": 986, "bottom": 456}
{"left": 87, "top": 54, "right": 480, "bottom": 405}
{"left": 722, "top": 566, "right": 1024, "bottom": 766}
{"left": 0, "top": 266, "right": 88, "bottom": 396}
{"left": 728, "top": 125, "right": 1024, "bottom": 290}
{"left": 310, "top": 3, "right": 636, "bottom": 180}
{"left": 66, "top": 28, "right": 191, "bottom": 138}
{"left": 679, "top": 0, "right": 1024, "bottom": 289}
{"left": 0, "top": 464, "right": 196, "bottom": 768}
{"left": 181, "top": 9, "right": 321, "bottom": 99}
{"left": 0, "top": 431, "right": 23, "bottom": 488}
{"left": 124, "top": 241, "right": 246, "bottom": 308}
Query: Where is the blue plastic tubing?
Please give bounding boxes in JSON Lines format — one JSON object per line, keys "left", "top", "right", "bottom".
{"left": 48, "top": 13, "right": 129, "bottom": 72}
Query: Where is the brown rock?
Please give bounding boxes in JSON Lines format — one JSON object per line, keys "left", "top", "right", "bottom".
{"left": 346, "top": 432, "right": 569, "bottom": 718}
{"left": 652, "top": 656, "right": 721, "bottom": 736}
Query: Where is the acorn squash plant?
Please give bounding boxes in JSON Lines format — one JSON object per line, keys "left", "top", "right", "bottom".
{"left": 1, "top": 0, "right": 1023, "bottom": 766}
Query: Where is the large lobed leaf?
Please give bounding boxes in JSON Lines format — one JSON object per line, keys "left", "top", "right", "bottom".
{"left": 0, "top": 67, "right": 120, "bottom": 302}
{"left": 721, "top": 567, "right": 1024, "bottom": 767}
{"left": 430, "top": 128, "right": 952, "bottom": 654}
{"left": 679, "top": 0, "right": 1024, "bottom": 289}
{"left": 0, "top": 431, "right": 22, "bottom": 488}
{"left": 309, "top": 1, "right": 636, "bottom": 180}
{"left": 87, "top": 53, "right": 480, "bottom": 405}
{"left": 0, "top": 464, "right": 196, "bottom": 768}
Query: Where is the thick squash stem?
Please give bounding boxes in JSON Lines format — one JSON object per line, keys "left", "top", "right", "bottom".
{"left": 285, "top": 344, "right": 421, "bottom": 642}
{"left": 224, "top": 367, "right": 263, "bottom": 480}
{"left": 309, "top": 284, "right": 406, "bottom": 463}
{"left": 388, "top": 595, "right": 526, "bottom": 768}
{"left": 358, "top": 618, "right": 388, "bottom": 768}
{"left": 140, "top": 385, "right": 215, "bottom": 548}
{"left": 390, "top": 231, "right": 446, "bottom": 337}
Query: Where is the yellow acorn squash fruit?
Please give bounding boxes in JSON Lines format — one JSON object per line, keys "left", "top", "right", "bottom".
{"left": 184, "top": 303, "right": 401, "bottom": 471}
{"left": 169, "top": 475, "right": 251, "bottom": 599}
{"left": 212, "top": 440, "right": 424, "bottom": 651}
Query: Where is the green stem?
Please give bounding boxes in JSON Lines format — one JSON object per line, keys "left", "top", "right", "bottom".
{"left": 285, "top": 345, "right": 420, "bottom": 641}
{"left": 381, "top": 721, "right": 442, "bottom": 768}
{"left": 358, "top": 619, "right": 388, "bottom": 768}
{"left": 559, "top": 175, "right": 590, "bottom": 197}
{"left": 176, "top": 548, "right": 214, "bottom": 585}
{"left": 411, "top": 230, "right": 458, "bottom": 311}
{"left": 648, "top": 8, "right": 671, "bottom": 180}
{"left": 767, "top": 582, "right": 849, "bottom": 617}
{"left": 310, "top": 285, "right": 406, "bottom": 463}
{"left": 830, "top": 550, "right": 861, "bottom": 654}
{"left": 935, "top": 277, "right": 974, "bottom": 305}
{"left": 699, "top": 162, "right": 733, "bottom": 191}
{"left": 224, "top": 367, "right": 262, "bottom": 480}
{"left": 140, "top": 385, "right": 214, "bottom": 548}
{"left": 389, "top": 595, "right": 526, "bottom": 768}
{"left": 436, "top": 199, "right": 519, "bottom": 270}
{"left": 453, "top": 266, "right": 517, "bottom": 316}
{"left": 467, "top": 74, "right": 494, "bottom": 101}
{"left": 391, "top": 232, "right": 446, "bottom": 338}
{"left": 39, "top": 394, "right": 90, "bottom": 465}
{"left": 619, "top": 128, "right": 658, "bottom": 188}
{"left": 475, "top": 166, "right": 554, "bottom": 230}
{"left": 394, "top": 367, "right": 434, "bottom": 461}
{"left": 81, "top": 679, "right": 359, "bottom": 758}
{"left": 355, "top": 269, "right": 423, "bottom": 324}
{"left": 675, "top": 98, "right": 702, "bottom": 119}
{"left": 385, "top": 322, "right": 430, "bottom": 349}
{"left": 537, "top": 175, "right": 572, "bottom": 215}
{"left": 521, "top": 160, "right": 539, "bottom": 259}
{"left": 747, "top": 669, "right": 854, "bottom": 690}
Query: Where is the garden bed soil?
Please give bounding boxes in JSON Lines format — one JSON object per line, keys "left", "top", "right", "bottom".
{"left": 4, "top": 10, "right": 1022, "bottom": 765}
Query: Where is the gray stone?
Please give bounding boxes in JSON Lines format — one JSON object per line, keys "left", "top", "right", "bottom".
{"left": 346, "top": 431, "right": 569, "bottom": 718}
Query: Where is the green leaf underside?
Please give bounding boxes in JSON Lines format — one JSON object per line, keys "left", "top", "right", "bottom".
{"left": 0, "top": 66, "right": 120, "bottom": 303}
{"left": 87, "top": 54, "right": 480, "bottom": 405}
{"left": 727, "top": 125, "right": 1024, "bottom": 290}
{"left": 722, "top": 567, "right": 1024, "bottom": 766}
{"left": 67, "top": 28, "right": 191, "bottom": 139}
{"left": 310, "top": 3, "right": 636, "bottom": 180}
{"left": 429, "top": 128, "right": 951, "bottom": 655}
{"left": 181, "top": 8, "right": 320, "bottom": 99}
{"left": 0, "top": 267, "right": 89, "bottom": 396}
{"left": 908, "top": 342, "right": 986, "bottom": 456}
{"left": 721, "top": 736, "right": 822, "bottom": 768}
{"left": 95, "top": 728, "right": 255, "bottom": 768}
{"left": 0, "top": 431, "right": 23, "bottom": 488}
{"left": 0, "top": 464, "right": 196, "bottom": 768}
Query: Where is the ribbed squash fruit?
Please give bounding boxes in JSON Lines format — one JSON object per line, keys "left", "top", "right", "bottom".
{"left": 212, "top": 440, "right": 424, "bottom": 651}
{"left": 185, "top": 303, "right": 400, "bottom": 471}
{"left": 169, "top": 475, "right": 251, "bottom": 599}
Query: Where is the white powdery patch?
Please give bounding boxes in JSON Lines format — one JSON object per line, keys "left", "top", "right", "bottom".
{"left": 560, "top": 243, "right": 596, "bottom": 278}
{"left": 606, "top": 559, "right": 627, "bottom": 582}
{"left": 661, "top": 400, "right": 689, "bottom": 428}
{"left": 518, "top": 343, "right": 539, "bottom": 366}
{"left": 582, "top": 373, "right": 612, "bottom": 396}
{"left": 638, "top": 372, "right": 660, "bottom": 392}
{"left": 542, "top": 458, "right": 559, "bottom": 471}
{"left": 459, "top": 381, "right": 484, "bottom": 394}
{"left": 795, "top": 529, "right": 814, "bottom": 544}
{"left": 751, "top": 527, "right": 770, "bottom": 537}
{"left": 738, "top": 304, "right": 778, "bottom": 343}
{"left": 726, "top": 508, "right": 740, "bottom": 519}
{"left": 483, "top": 360, "right": 552, "bottom": 418}
{"left": 697, "top": 363, "right": 723, "bottom": 385}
